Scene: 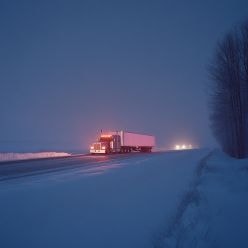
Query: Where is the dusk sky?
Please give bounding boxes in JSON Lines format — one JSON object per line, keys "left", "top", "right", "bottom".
{"left": 1, "top": 0, "right": 248, "bottom": 152}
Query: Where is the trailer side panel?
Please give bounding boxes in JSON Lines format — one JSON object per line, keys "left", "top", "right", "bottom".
{"left": 122, "top": 131, "right": 155, "bottom": 147}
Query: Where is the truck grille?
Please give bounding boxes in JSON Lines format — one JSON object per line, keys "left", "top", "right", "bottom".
{"left": 94, "top": 144, "right": 100, "bottom": 150}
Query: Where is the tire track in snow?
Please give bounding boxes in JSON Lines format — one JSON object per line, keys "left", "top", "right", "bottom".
{"left": 153, "top": 150, "right": 214, "bottom": 248}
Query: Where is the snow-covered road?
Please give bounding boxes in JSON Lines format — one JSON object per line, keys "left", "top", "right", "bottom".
{"left": 0, "top": 152, "right": 158, "bottom": 181}
{"left": 0, "top": 149, "right": 210, "bottom": 248}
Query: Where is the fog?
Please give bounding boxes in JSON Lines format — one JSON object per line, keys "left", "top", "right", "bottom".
{"left": 1, "top": 0, "right": 248, "bottom": 152}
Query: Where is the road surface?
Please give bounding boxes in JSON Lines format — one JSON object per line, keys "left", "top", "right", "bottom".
{"left": 0, "top": 152, "right": 161, "bottom": 182}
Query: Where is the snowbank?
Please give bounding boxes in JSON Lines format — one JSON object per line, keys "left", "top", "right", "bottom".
{"left": 0, "top": 152, "right": 71, "bottom": 162}
{"left": 0, "top": 150, "right": 209, "bottom": 248}
{"left": 159, "top": 151, "right": 248, "bottom": 248}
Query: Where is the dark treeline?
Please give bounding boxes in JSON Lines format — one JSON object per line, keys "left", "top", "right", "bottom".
{"left": 209, "top": 21, "right": 248, "bottom": 158}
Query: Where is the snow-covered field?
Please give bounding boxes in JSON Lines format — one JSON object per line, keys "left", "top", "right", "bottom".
{"left": 158, "top": 151, "right": 248, "bottom": 248}
{"left": 1, "top": 149, "right": 247, "bottom": 248}
{"left": 0, "top": 149, "right": 208, "bottom": 248}
{"left": 0, "top": 152, "right": 71, "bottom": 162}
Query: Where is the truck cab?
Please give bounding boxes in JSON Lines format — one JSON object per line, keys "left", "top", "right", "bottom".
{"left": 90, "top": 134, "right": 121, "bottom": 154}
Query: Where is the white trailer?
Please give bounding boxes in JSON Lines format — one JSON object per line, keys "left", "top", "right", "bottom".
{"left": 90, "top": 130, "right": 155, "bottom": 154}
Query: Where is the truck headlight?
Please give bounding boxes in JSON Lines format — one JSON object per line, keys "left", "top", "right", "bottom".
{"left": 90, "top": 146, "right": 94, "bottom": 149}
{"left": 102, "top": 146, "right": 106, "bottom": 149}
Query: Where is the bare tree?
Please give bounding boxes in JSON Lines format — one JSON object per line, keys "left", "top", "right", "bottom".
{"left": 240, "top": 22, "right": 248, "bottom": 155}
{"left": 209, "top": 23, "right": 248, "bottom": 158}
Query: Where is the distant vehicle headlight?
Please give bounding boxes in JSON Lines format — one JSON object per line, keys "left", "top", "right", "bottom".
{"left": 102, "top": 146, "right": 106, "bottom": 149}
{"left": 90, "top": 146, "right": 94, "bottom": 149}
{"left": 175, "top": 145, "right": 180, "bottom": 150}
{"left": 174, "top": 144, "right": 193, "bottom": 150}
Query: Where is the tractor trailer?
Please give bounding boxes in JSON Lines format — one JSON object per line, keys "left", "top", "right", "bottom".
{"left": 90, "top": 131, "right": 155, "bottom": 154}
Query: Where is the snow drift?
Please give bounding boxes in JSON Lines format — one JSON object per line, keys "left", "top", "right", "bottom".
{"left": 158, "top": 150, "right": 248, "bottom": 248}
{"left": 0, "top": 152, "right": 71, "bottom": 162}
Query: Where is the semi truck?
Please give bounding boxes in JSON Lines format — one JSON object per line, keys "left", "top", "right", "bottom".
{"left": 90, "top": 130, "right": 155, "bottom": 154}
